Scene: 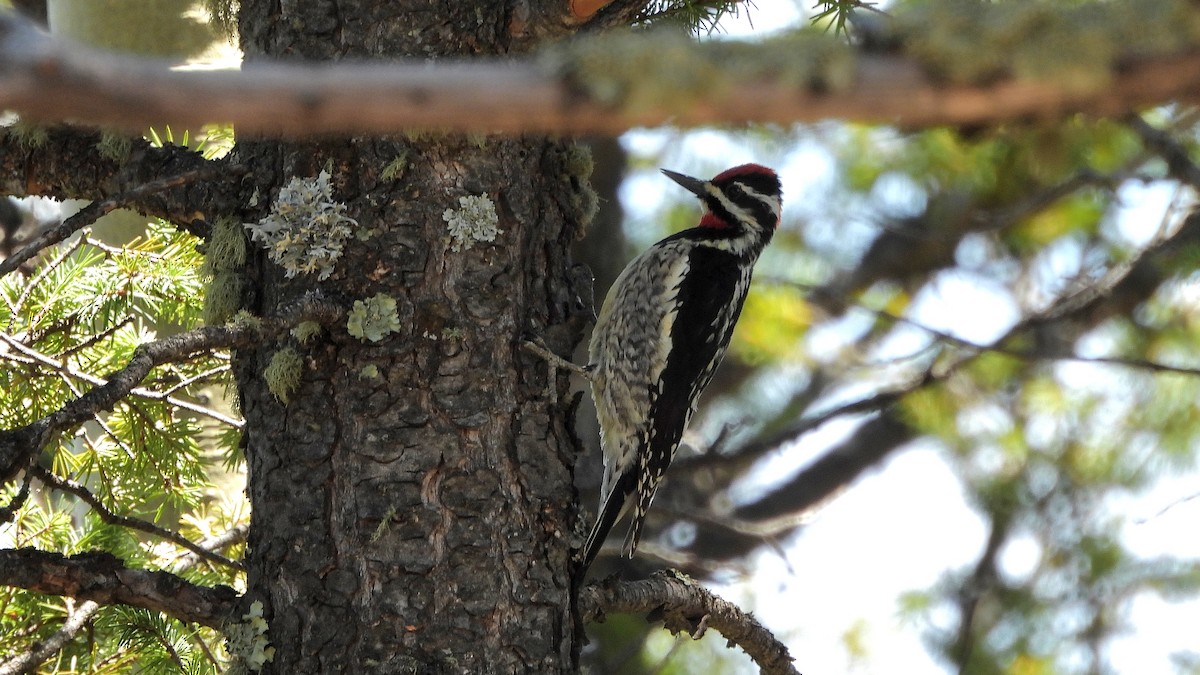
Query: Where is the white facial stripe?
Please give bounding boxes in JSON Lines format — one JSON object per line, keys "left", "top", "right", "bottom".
{"left": 740, "top": 185, "right": 782, "bottom": 222}
{"left": 704, "top": 183, "right": 780, "bottom": 230}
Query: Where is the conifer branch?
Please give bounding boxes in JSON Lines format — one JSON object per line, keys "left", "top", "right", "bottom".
{"left": 0, "top": 549, "right": 237, "bottom": 630}
{"left": 0, "top": 164, "right": 236, "bottom": 279}
{"left": 29, "top": 465, "right": 245, "bottom": 571}
{"left": 0, "top": 297, "right": 343, "bottom": 482}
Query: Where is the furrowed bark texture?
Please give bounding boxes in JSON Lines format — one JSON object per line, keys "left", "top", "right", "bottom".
{"left": 232, "top": 2, "right": 591, "bottom": 672}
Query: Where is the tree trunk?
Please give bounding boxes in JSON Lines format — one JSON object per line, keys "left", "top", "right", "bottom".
{"left": 231, "top": 2, "right": 593, "bottom": 671}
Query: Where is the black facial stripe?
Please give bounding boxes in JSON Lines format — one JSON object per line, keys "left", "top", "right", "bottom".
{"left": 722, "top": 174, "right": 782, "bottom": 199}
{"left": 705, "top": 195, "right": 738, "bottom": 227}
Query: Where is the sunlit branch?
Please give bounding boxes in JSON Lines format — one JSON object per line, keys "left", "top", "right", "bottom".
{"left": 3, "top": 12, "right": 1200, "bottom": 136}
{"left": 580, "top": 570, "right": 799, "bottom": 675}
{"left": 0, "top": 165, "right": 236, "bottom": 279}
{"left": 952, "top": 516, "right": 1009, "bottom": 674}
{"left": 0, "top": 296, "right": 343, "bottom": 482}
{"left": 171, "top": 523, "right": 248, "bottom": 573}
{"left": 0, "top": 329, "right": 244, "bottom": 428}
{"left": 0, "top": 548, "right": 237, "bottom": 631}
{"left": 7, "top": 227, "right": 87, "bottom": 321}
{"left": 0, "top": 600, "right": 102, "bottom": 675}
{"left": 30, "top": 465, "right": 245, "bottom": 571}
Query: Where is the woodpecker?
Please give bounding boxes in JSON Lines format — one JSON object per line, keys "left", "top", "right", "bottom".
{"left": 579, "top": 163, "right": 783, "bottom": 572}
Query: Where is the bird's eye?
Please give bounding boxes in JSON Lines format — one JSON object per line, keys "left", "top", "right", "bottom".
{"left": 728, "top": 184, "right": 743, "bottom": 196}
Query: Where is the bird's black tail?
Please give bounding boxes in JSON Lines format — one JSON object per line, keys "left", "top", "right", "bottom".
{"left": 575, "top": 471, "right": 636, "bottom": 579}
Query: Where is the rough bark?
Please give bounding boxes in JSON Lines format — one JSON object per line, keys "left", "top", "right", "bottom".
{"left": 230, "top": 2, "right": 592, "bottom": 672}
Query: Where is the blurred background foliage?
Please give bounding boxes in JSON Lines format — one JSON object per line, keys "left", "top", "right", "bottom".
{"left": 3, "top": 0, "right": 1200, "bottom": 673}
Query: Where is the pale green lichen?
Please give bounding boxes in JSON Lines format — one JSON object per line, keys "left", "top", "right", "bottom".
{"left": 347, "top": 293, "right": 401, "bottom": 342}
{"left": 381, "top": 150, "right": 409, "bottom": 181}
{"left": 560, "top": 143, "right": 599, "bottom": 233}
{"left": 202, "top": 272, "right": 243, "bottom": 326}
{"left": 96, "top": 131, "right": 132, "bottom": 163}
{"left": 10, "top": 122, "right": 48, "bottom": 149}
{"left": 443, "top": 194, "right": 501, "bottom": 252}
{"left": 205, "top": 216, "right": 248, "bottom": 271}
{"left": 563, "top": 144, "right": 594, "bottom": 180}
{"left": 370, "top": 505, "right": 398, "bottom": 542}
{"left": 245, "top": 170, "right": 357, "bottom": 280}
{"left": 264, "top": 347, "right": 303, "bottom": 404}
{"left": 201, "top": 217, "right": 248, "bottom": 325}
{"left": 224, "top": 600, "right": 275, "bottom": 674}
{"left": 229, "top": 310, "right": 262, "bottom": 330}
{"left": 291, "top": 320, "right": 322, "bottom": 344}
{"left": 358, "top": 364, "right": 381, "bottom": 379}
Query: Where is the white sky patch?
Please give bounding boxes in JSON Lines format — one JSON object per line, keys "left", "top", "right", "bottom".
{"left": 713, "top": 443, "right": 986, "bottom": 674}
{"left": 905, "top": 270, "right": 1021, "bottom": 345}
{"left": 712, "top": 0, "right": 806, "bottom": 38}
{"left": 1111, "top": 180, "right": 1184, "bottom": 247}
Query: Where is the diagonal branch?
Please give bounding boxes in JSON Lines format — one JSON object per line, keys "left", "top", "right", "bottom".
{"left": 0, "top": 163, "right": 238, "bottom": 279}
{"left": 0, "top": 297, "right": 343, "bottom": 483}
{"left": 580, "top": 570, "right": 798, "bottom": 675}
{"left": 0, "top": 548, "right": 237, "bottom": 630}
{"left": 674, "top": 203, "right": 1200, "bottom": 558}
{"left": 0, "top": 600, "right": 102, "bottom": 675}
{"left": 0, "top": 329, "right": 243, "bottom": 428}
{"left": 29, "top": 465, "right": 244, "bottom": 571}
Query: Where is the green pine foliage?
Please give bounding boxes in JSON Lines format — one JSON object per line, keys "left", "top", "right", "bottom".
{"left": 0, "top": 221, "right": 244, "bottom": 671}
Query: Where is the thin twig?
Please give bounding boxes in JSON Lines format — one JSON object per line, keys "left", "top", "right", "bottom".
{"left": 0, "top": 330, "right": 243, "bottom": 428}
{"left": 0, "top": 166, "right": 231, "bottom": 279}
{"left": 54, "top": 317, "right": 135, "bottom": 360}
{"left": 171, "top": 524, "right": 248, "bottom": 574}
{"left": 0, "top": 600, "right": 102, "bottom": 675}
{"left": 160, "top": 364, "right": 232, "bottom": 397}
{"left": 6, "top": 229, "right": 88, "bottom": 329}
{"left": 30, "top": 465, "right": 244, "bottom": 571}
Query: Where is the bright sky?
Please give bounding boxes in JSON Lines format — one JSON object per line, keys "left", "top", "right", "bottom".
{"left": 618, "top": 2, "right": 1200, "bottom": 672}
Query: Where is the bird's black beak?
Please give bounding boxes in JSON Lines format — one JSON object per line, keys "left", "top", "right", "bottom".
{"left": 660, "top": 169, "right": 707, "bottom": 198}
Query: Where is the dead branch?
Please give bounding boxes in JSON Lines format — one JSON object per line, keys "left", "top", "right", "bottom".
{"left": 0, "top": 127, "right": 240, "bottom": 238}
{"left": 580, "top": 570, "right": 798, "bottom": 675}
{"left": 0, "top": 164, "right": 238, "bottom": 278}
{"left": 0, "top": 548, "right": 237, "bottom": 630}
